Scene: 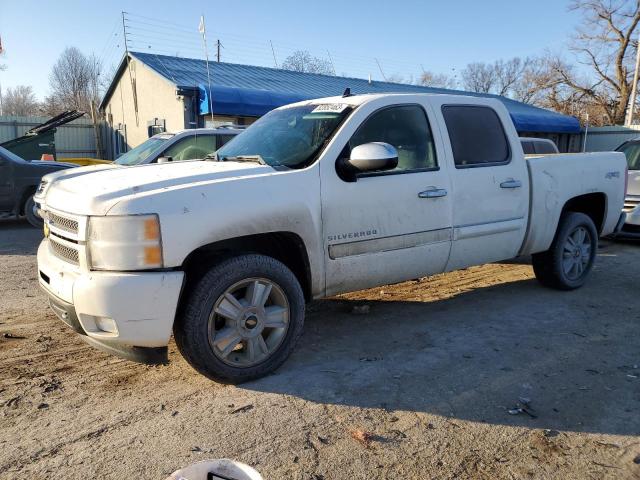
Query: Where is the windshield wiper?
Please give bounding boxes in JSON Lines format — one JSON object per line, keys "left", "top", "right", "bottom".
{"left": 220, "top": 155, "right": 266, "bottom": 165}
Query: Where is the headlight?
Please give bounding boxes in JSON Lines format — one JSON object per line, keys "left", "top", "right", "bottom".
{"left": 87, "top": 214, "right": 163, "bottom": 270}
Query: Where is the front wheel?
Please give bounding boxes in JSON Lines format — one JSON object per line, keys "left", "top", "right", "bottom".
{"left": 532, "top": 212, "right": 598, "bottom": 290}
{"left": 24, "top": 195, "right": 43, "bottom": 229}
{"left": 175, "top": 254, "right": 305, "bottom": 383}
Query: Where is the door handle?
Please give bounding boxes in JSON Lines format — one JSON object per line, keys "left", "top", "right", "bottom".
{"left": 500, "top": 179, "right": 522, "bottom": 189}
{"left": 418, "top": 188, "right": 448, "bottom": 199}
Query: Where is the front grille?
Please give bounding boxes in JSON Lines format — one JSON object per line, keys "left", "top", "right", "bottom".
{"left": 47, "top": 212, "right": 79, "bottom": 234}
{"left": 49, "top": 237, "right": 79, "bottom": 265}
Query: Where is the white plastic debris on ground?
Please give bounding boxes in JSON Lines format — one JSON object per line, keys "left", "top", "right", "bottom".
{"left": 167, "top": 459, "right": 263, "bottom": 480}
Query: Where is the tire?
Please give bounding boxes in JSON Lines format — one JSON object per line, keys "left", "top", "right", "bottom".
{"left": 24, "top": 195, "right": 43, "bottom": 229}
{"left": 531, "top": 212, "right": 598, "bottom": 290}
{"left": 174, "top": 254, "right": 305, "bottom": 383}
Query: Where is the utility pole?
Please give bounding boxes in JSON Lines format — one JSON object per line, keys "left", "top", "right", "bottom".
{"left": 326, "top": 50, "right": 336, "bottom": 76}
{"left": 122, "top": 11, "right": 139, "bottom": 126}
{"left": 375, "top": 58, "right": 387, "bottom": 82}
{"left": 270, "top": 40, "right": 278, "bottom": 68}
{"left": 199, "top": 16, "right": 214, "bottom": 123}
{"left": 626, "top": 32, "right": 640, "bottom": 127}
{"left": 216, "top": 40, "right": 221, "bottom": 62}
{"left": 0, "top": 35, "right": 5, "bottom": 116}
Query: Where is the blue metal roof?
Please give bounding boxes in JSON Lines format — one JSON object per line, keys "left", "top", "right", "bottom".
{"left": 130, "top": 52, "right": 580, "bottom": 134}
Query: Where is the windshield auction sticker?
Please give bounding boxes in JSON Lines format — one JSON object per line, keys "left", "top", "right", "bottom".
{"left": 311, "top": 104, "right": 349, "bottom": 113}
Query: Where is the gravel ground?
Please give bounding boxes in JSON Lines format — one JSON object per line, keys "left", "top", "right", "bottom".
{"left": 0, "top": 219, "right": 639, "bottom": 479}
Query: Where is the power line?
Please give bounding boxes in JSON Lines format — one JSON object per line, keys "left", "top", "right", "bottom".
{"left": 115, "top": 12, "right": 430, "bottom": 83}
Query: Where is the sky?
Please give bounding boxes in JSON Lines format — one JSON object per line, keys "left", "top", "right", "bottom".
{"left": 0, "top": 0, "right": 582, "bottom": 101}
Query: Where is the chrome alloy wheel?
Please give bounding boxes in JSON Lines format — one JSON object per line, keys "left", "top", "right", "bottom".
{"left": 562, "top": 226, "right": 592, "bottom": 281}
{"left": 207, "top": 278, "right": 290, "bottom": 367}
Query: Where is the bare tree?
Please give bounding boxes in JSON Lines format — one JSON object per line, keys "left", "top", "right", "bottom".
{"left": 461, "top": 62, "right": 497, "bottom": 93}
{"left": 493, "top": 58, "right": 531, "bottom": 96}
{"left": 418, "top": 71, "right": 457, "bottom": 89}
{"left": 2, "top": 85, "right": 40, "bottom": 116}
{"left": 281, "top": 50, "right": 334, "bottom": 75}
{"left": 546, "top": 1, "right": 640, "bottom": 125}
{"left": 39, "top": 94, "right": 65, "bottom": 117}
{"left": 386, "top": 73, "right": 416, "bottom": 84}
{"left": 509, "top": 57, "right": 551, "bottom": 104}
{"left": 49, "top": 47, "right": 102, "bottom": 113}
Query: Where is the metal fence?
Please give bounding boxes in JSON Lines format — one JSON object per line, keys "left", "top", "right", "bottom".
{"left": 0, "top": 115, "right": 101, "bottom": 159}
{"left": 583, "top": 125, "right": 640, "bottom": 152}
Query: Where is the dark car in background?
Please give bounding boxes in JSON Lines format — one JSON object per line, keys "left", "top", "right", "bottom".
{"left": 520, "top": 137, "right": 560, "bottom": 155}
{"left": 0, "top": 146, "right": 76, "bottom": 228}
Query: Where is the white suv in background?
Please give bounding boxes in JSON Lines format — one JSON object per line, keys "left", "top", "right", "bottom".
{"left": 616, "top": 138, "right": 640, "bottom": 236}
{"left": 114, "top": 126, "right": 243, "bottom": 166}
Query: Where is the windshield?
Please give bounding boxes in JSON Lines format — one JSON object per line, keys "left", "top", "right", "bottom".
{"left": 619, "top": 141, "right": 640, "bottom": 170}
{"left": 216, "top": 104, "right": 352, "bottom": 168}
{"left": 115, "top": 134, "right": 174, "bottom": 166}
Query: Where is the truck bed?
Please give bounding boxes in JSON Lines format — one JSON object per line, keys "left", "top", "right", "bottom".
{"left": 520, "top": 152, "right": 627, "bottom": 256}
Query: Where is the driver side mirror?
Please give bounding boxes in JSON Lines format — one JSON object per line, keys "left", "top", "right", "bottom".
{"left": 157, "top": 156, "right": 173, "bottom": 164}
{"left": 346, "top": 142, "right": 398, "bottom": 175}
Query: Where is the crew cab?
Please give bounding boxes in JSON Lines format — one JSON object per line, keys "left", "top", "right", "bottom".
{"left": 36, "top": 93, "right": 627, "bottom": 383}
{"left": 0, "top": 145, "right": 76, "bottom": 227}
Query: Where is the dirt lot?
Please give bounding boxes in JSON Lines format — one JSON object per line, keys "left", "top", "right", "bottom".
{"left": 1, "top": 219, "right": 639, "bottom": 479}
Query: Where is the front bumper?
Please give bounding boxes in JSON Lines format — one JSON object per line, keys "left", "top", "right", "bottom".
{"left": 37, "top": 239, "right": 184, "bottom": 363}
{"left": 612, "top": 207, "right": 640, "bottom": 238}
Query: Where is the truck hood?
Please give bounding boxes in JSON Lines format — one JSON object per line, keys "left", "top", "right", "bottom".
{"left": 44, "top": 160, "right": 274, "bottom": 215}
{"left": 41, "top": 163, "right": 116, "bottom": 184}
{"left": 628, "top": 170, "right": 640, "bottom": 197}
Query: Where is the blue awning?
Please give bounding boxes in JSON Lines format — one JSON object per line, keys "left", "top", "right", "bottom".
{"left": 199, "top": 85, "right": 309, "bottom": 117}
{"left": 199, "top": 83, "right": 580, "bottom": 133}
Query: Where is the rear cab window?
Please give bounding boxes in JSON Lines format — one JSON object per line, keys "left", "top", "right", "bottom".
{"left": 441, "top": 105, "right": 510, "bottom": 168}
{"left": 534, "top": 141, "right": 558, "bottom": 155}
{"left": 521, "top": 141, "right": 535, "bottom": 155}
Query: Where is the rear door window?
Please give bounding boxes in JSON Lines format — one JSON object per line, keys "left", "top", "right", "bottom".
{"left": 442, "top": 106, "right": 510, "bottom": 168}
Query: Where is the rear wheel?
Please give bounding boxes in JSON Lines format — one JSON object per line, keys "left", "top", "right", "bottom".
{"left": 24, "top": 195, "right": 43, "bottom": 229}
{"left": 532, "top": 212, "right": 597, "bottom": 290}
{"left": 175, "top": 254, "right": 305, "bottom": 383}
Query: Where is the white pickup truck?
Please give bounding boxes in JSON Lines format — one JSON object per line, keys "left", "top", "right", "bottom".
{"left": 36, "top": 93, "right": 627, "bottom": 383}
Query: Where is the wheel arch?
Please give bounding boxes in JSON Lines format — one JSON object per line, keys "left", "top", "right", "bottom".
{"left": 17, "top": 185, "right": 37, "bottom": 215}
{"left": 561, "top": 192, "right": 607, "bottom": 234}
{"left": 180, "top": 232, "right": 313, "bottom": 303}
